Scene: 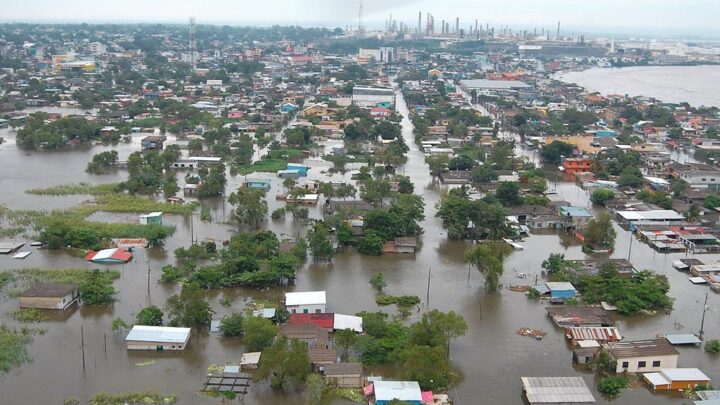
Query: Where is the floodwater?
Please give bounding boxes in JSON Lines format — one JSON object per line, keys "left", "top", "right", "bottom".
{"left": 556, "top": 65, "right": 720, "bottom": 108}
{"left": 0, "top": 94, "right": 719, "bottom": 405}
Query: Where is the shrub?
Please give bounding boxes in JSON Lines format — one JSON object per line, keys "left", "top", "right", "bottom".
{"left": 597, "top": 376, "right": 628, "bottom": 397}
{"left": 705, "top": 339, "right": 720, "bottom": 354}
{"left": 219, "top": 313, "right": 244, "bottom": 337}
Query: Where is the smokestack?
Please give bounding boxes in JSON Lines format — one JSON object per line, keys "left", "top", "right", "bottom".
{"left": 557, "top": 21, "right": 560, "bottom": 40}
{"left": 455, "top": 17, "right": 459, "bottom": 34}
{"left": 418, "top": 11, "right": 422, "bottom": 35}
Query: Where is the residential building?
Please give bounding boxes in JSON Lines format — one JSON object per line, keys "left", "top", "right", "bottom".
{"left": 668, "top": 163, "right": 720, "bottom": 190}
{"left": 19, "top": 283, "right": 79, "bottom": 310}
{"left": 606, "top": 338, "right": 678, "bottom": 373}
{"left": 277, "top": 324, "right": 329, "bottom": 349}
{"left": 125, "top": 325, "right": 191, "bottom": 351}
{"left": 285, "top": 291, "right": 327, "bottom": 314}
{"left": 322, "top": 362, "right": 364, "bottom": 388}
{"left": 559, "top": 206, "right": 593, "bottom": 230}
{"left": 545, "top": 282, "right": 577, "bottom": 299}
{"left": 562, "top": 158, "right": 593, "bottom": 175}
{"left": 352, "top": 86, "right": 395, "bottom": 108}
{"left": 372, "top": 380, "right": 422, "bottom": 405}
{"left": 139, "top": 212, "right": 163, "bottom": 225}
{"left": 521, "top": 376, "right": 596, "bottom": 404}
{"left": 644, "top": 368, "right": 710, "bottom": 391}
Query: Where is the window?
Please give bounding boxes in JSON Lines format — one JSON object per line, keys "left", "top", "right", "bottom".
{"left": 638, "top": 361, "right": 647, "bottom": 368}
{"left": 291, "top": 309, "right": 296, "bottom": 314}
{"left": 702, "top": 178, "right": 707, "bottom": 182}
{"left": 652, "top": 360, "right": 661, "bottom": 367}
{"left": 303, "top": 309, "right": 309, "bottom": 314}
{"left": 621, "top": 361, "right": 629, "bottom": 369}
{"left": 315, "top": 309, "right": 322, "bottom": 314}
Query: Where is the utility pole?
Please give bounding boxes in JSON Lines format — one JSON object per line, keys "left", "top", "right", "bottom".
{"left": 699, "top": 292, "right": 709, "bottom": 340}
{"left": 426, "top": 266, "right": 432, "bottom": 307}
{"left": 80, "top": 325, "right": 86, "bottom": 370}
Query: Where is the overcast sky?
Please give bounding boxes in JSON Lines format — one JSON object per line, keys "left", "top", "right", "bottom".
{"left": 1, "top": 0, "right": 718, "bottom": 36}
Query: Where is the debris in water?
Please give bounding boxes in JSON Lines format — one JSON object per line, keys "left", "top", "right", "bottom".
{"left": 509, "top": 285, "right": 531, "bottom": 292}
{"left": 517, "top": 327, "right": 547, "bottom": 339}
{"left": 134, "top": 360, "right": 156, "bottom": 367}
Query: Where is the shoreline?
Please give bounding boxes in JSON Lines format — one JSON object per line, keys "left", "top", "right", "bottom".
{"left": 554, "top": 64, "right": 720, "bottom": 108}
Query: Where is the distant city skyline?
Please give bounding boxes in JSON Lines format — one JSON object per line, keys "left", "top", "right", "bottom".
{"left": 1, "top": 0, "right": 719, "bottom": 38}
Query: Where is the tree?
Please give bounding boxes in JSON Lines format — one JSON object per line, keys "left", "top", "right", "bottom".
{"left": 135, "top": 305, "right": 163, "bottom": 326}
{"left": 360, "top": 178, "right": 392, "bottom": 206}
{"left": 165, "top": 282, "right": 214, "bottom": 327}
{"left": 80, "top": 269, "right": 115, "bottom": 305}
{"left": 306, "top": 373, "right": 332, "bottom": 405}
{"left": 228, "top": 187, "right": 268, "bottom": 229}
{"left": 308, "top": 223, "right": 335, "bottom": 262}
{"left": 597, "top": 376, "right": 628, "bottom": 398}
{"left": 397, "top": 176, "right": 414, "bottom": 194}
{"left": 255, "top": 336, "right": 311, "bottom": 391}
{"left": 495, "top": 182, "right": 523, "bottom": 206}
{"left": 400, "top": 345, "right": 451, "bottom": 390}
{"left": 409, "top": 310, "right": 468, "bottom": 353}
{"left": 540, "top": 141, "right": 574, "bottom": 165}
{"left": 372, "top": 120, "right": 401, "bottom": 140}
{"left": 686, "top": 203, "right": 702, "bottom": 222}
{"left": 705, "top": 340, "right": 720, "bottom": 354}
{"left": 617, "top": 167, "right": 643, "bottom": 188}
{"left": 111, "top": 318, "right": 129, "bottom": 332}
{"left": 590, "top": 188, "right": 615, "bottom": 205}
{"left": 370, "top": 273, "right": 387, "bottom": 292}
{"left": 336, "top": 223, "right": 353, "bottom": 246}
{"left": 447, "top": 155, "right": 476, "bottom": 171}
{"left": 219, "top": 312, "right": 244, "bottom": 337}
{"left": 244, "top": 316, "right": 277, "bottom": 351}
{"left": 671, "top": 179, "right": 688, "bottom": 198}
{"left": 585, "top": 213, "right": 616, "bottom": 248}
{"left": 425, "top": 154, "right": 450, "bottom": 177}
{"left": 334, "top": 329, "right": 357, "bottom": 361}
{"left": 358, "top": 232, "right": 385, "bottom": 256}
{"left": 465, "top": 241, "right": 512, "bottom": 292}
{"left": 706, "top": 195, "right": 720, "bottom": 209}
{"left": 541, "top": 253, "right": 565, "bottom": 275}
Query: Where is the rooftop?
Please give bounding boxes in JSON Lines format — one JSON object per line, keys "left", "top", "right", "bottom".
{"left": 285, "top": 291, "right": 326, "bottom": 306}
{"left": 21, "top": 283, "right": 77, "bottom": 298}
{"left": 323, "top": 362, "right": 362, "bottom": 376}
{"left": 521, "top": 376, "right": 595, "bottom": 404}
{"left": 125, "top": 325, "right": 191, "bottom": 343}
{"left": 606, "top": 338, "right": 678, "bottom": 358}
{"left": 373, "top": 380, "right": 422, "bottom": 402}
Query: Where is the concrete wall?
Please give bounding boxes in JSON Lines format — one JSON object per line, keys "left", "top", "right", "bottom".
{"left": 126, "top": 340, "right": 187, "bottom": 351}
{"left": 287, "top": 304, "right": 326, "bottom": 314}
{"left": 326, "top": 374, "right": 363, "bottom": 388}
{"left": 614, "top": 354, "right": 678, "bottom": 373}
{"left": 20, "top": 292, "right": 76, "bottom": 310}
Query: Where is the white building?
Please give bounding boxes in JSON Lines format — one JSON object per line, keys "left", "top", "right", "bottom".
{"left": 285, "top": 291, "right": 326, "bottom": 314}
{"left": 352, "top": 86, "right": 395, "bottom": 108}
{"left": 88, "top": 42, "right": 106, "bottom": 55}
{"left": 125, "top": 325, "right": 191, "bottom": 351}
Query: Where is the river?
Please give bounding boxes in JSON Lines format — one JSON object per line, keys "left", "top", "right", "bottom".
{"left": 0, "top": 95, "right": 719, "bottom": 404}
{"left": 556, "top": 65, "right": 720, "bottom": 108}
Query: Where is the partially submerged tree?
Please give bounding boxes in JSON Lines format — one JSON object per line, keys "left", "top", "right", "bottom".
{"left": 465, "top": 241, "right": 513, "bottom": 292}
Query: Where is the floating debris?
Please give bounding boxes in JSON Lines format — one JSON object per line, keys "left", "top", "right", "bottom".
{"left": 517, "top": 327, "right": 547, "bottom": 340}
{"left": 509, "top": 285, "right": 531, "bottom": 292}
{"left": 134, "top": 360, "right": 156, "bottom": 367}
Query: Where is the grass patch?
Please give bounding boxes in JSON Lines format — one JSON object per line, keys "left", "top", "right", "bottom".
{"left": 375, "top": 295, "right": 420, "bottom": 307}
{"left": 88, "top": 391, "right": 177, "bottom": 405}
{"left": 237, "top": 158, "right": 287, "bottom": 175}
{"left": 0, "top": 272, "right": 14, "bottom": 289}
{"left": 13, "top": 268, "right": 120, "bottom": 288}
{"left": 0, "top": 324, "right": 32, "bottom": 373}
{"left": 10, "top": 308, "right": 49, "bottom": 323}
{"left": 92, "top": 194, "right": 196, "bottom": 215}
{"left": 26, "top": 183, "right": 121, "bottom": 196}
{"left": 333, "top": 388, "right": 364, "bottom": 402}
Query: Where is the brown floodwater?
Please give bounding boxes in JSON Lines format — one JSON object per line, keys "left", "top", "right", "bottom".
{"left": 0, "top": 93, "right": 718, "bottom": 405}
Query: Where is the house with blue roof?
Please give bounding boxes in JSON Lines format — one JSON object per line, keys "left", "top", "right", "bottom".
{"left": 559, "top": 206, "right": 594, "bottom": 230}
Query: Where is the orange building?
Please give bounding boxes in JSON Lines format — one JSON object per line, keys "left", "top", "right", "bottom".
{"left": 644, "top": 368, "right": 710, "bottom": 391}
{"left": 562, "top": 158, "right": 593, "bottom": 175}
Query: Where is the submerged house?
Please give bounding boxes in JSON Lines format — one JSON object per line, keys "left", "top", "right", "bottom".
{"left": 85, "top": 248, "right": 133, "bottom": 264}
{"left": 20, "top": 283, "right": 79, "bottom": 310}
{"left": 285, "top": 291, "right": 327, "bottom": 314}
{"left": 125, "top": 325, "right": 191, "bottom": 351}
{"left": 372, "top": 380, "right": 423, "bottom": 405}
{"left": 644, "top": 368, "right": 710, "bottom": 391}
{"left": 521, "top": 376, "right": 596, "bottom": 404}
{"left": 606, "top": 337, "right": 678, "bottom": 373}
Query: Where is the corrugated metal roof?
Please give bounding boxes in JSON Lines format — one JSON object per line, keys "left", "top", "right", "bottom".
{"left": 665, "top": 334, "right": 702, "bottom": 345}
{"left": 566, "top": 327, "right": 621, "bottom": 342}
{"left": 521, "top": 377, "right": 595, "bottom": 404}
{"left": 125, "top": 325, "right": 191, "bottom": 343}
{"left": 374, "top": 381, "right": 422, "bottom": 402}
{"left": 285, "top": 291, "right": 326, "bottom": 306}
{"left": 661, "top": 368, "right": 710, "bottom": 382}
{"left": 606, "top": 338, "right": 678, "bottom": 358}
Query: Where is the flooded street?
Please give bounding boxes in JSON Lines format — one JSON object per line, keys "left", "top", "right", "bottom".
{"left": 1, "top": 99, "right": 720, "bottom": 405}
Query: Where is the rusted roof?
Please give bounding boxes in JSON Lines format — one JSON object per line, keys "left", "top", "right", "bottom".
{"left": 606, "top": 337, "right": 678, "bottom": 359}
{"left": 308, "top": 348, "right": 337, "bottom": 364}
{"left": 565, "top": 327, "right": 622, "bottom": 342}
{"left": 323, "top": 362, "right": 362, "bottom": 376}
{"left": 288, "top": 313, "right": 334, "bottom": 329}
{"left": 21, "top": 283, "right": 77, "bottom": 298}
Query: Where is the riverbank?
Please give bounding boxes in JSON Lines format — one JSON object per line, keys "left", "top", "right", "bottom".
{"left": 556, "top": 65, "right": 720, "bottom": 108}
